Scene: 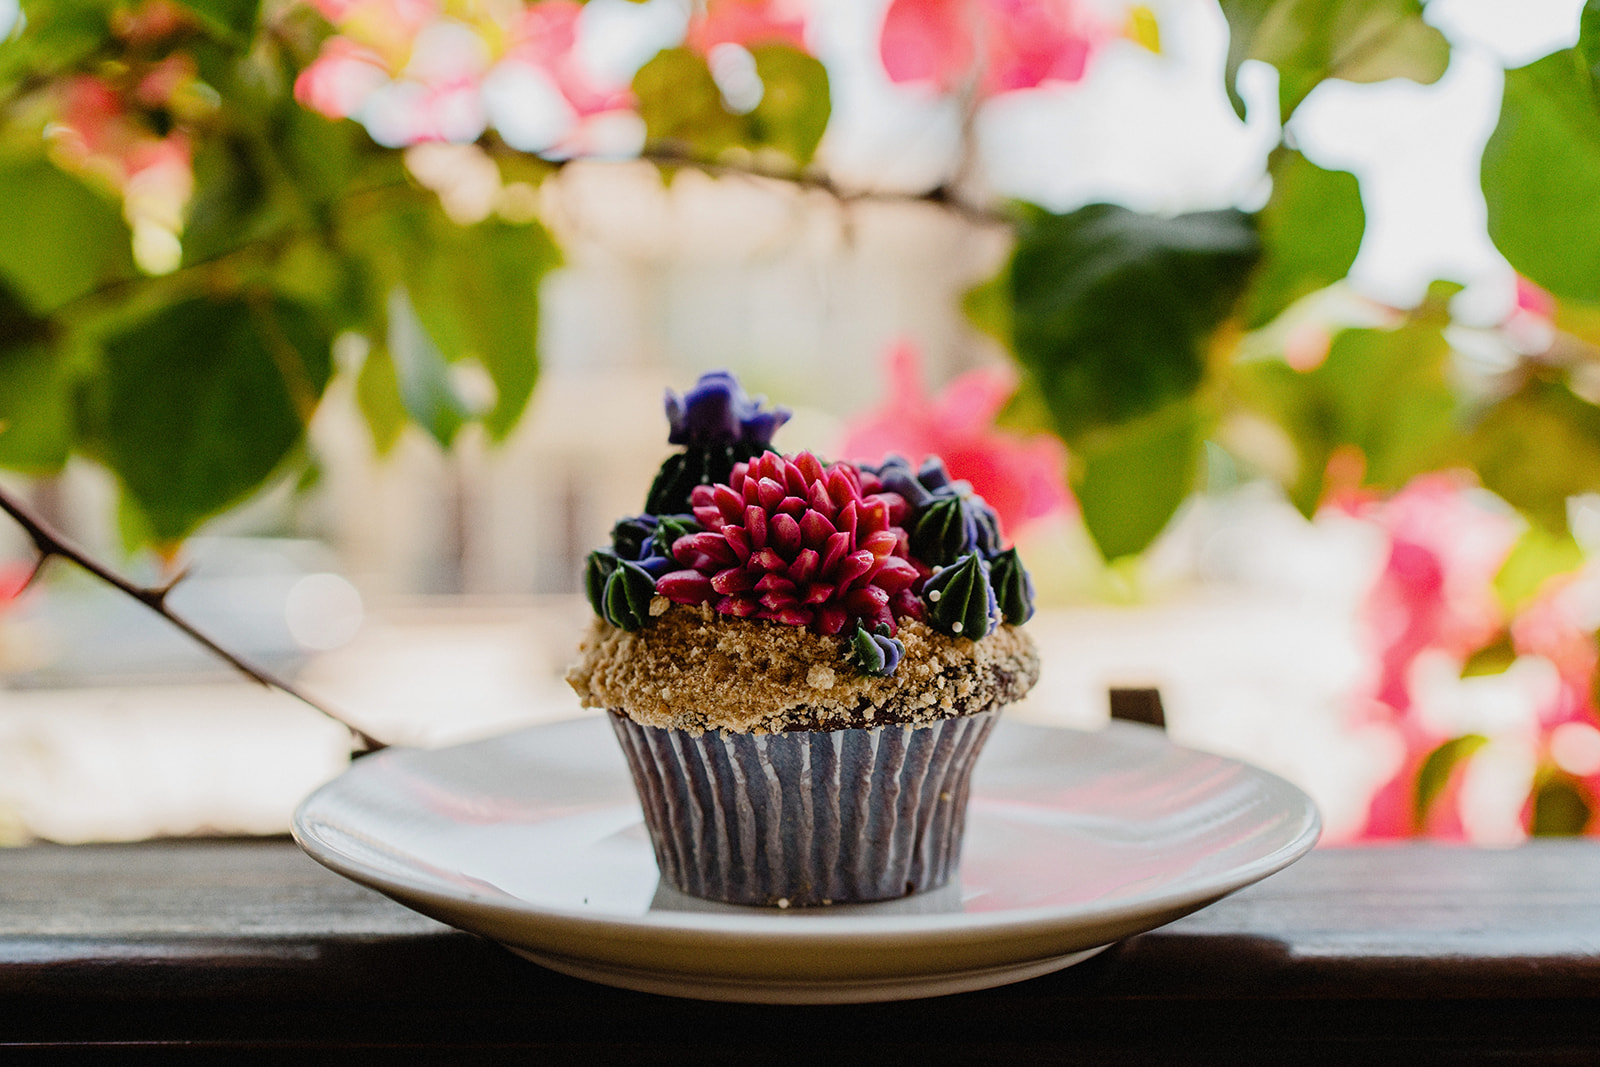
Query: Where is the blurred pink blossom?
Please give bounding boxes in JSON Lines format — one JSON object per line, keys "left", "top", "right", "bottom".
{"left": 296, "top": 0, "right": 637, "bottom": 150}
{"left": 54, "top": 73, "right": 194, "bottom": 206}
{"left": 504, "top": 1, "right": 633, "bottom": 118}
{"left": 841, "top": 342, "right": 1072, "bottom": 542}
{"left": 879, "top": 0, "right": 1104, "bottom": 97}
{"left": 686, "top": 0, "right": 809, "bottom": 55}
{"left": 295, "top": 37, "right": 391, "bottom": 119}
{"left": 1347, "top": 474, "right": 1519, "bottom": 839}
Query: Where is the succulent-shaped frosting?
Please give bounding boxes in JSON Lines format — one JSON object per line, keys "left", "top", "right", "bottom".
{"left": 871, "top": 455, "right": 1002, "bottom": 565}
{"left": 848, "top": 621, "right": 905, "bottom": 677}
{"left": 656, "top": 450, "right": 922, "bottom": 635}
{"left": 646, "top": 371, "right": 792, "bottom": 515}
{"left": 581, "top": 371, "right": 1038, "bottom": 676}
{"left": 922, "top": 551, "right": 997, "bottom": 639}
{"left": 585, "top": 553, "right": 657, "bottom": 631}
{"left": 989, "top": 547, "right": 1035, "bottom": 625}
{"left": 865, "top": 454, "right": 1032, "bottom": 629}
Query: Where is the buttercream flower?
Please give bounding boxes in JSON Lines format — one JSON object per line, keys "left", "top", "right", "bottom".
{"left": 665, "top": 370, "right": 790, "bottom": 447}
{"left": 656, "top": 450, "right": 921, "bottom": 635}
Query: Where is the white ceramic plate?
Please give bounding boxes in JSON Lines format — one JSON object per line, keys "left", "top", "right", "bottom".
{"left": 293, "top": 716, "right": 1319, "bottom": 1004}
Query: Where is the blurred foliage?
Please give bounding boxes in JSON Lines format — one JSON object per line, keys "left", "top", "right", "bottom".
{"left": 2, "top": 0, "right": 1600, "bottom": 838}
{"left": 0, "top": 0, "right": 1596, "bottom": 584}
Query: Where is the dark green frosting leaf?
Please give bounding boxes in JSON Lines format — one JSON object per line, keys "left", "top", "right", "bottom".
{"left": 911, "top": 497, "right": 973, "bottom": 567}
{"left": 601, "top": 559, "right": 658, "bottom": 631}
{"left": 584, "top": 550, "right": 619, "bottom": 620}
{"left": 651, "top": 514, "right": 700, "bottom": 558}
{"left": 922, "top": 552, "right": 996, "bottom": 640}
{"left": 847, "top": 621, "right": 904, "bottom": 677}
{"left": 645, "top": 441, "right": 766, "bottom": 515}
{"left": 989, "top": 547, "right": 1035, "bottom": 625}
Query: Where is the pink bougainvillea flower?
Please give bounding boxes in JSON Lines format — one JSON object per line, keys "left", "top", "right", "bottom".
{"left": 841, "top": 342, "right": 1070, "bottom": 543}
{"left": 53, "top": 74, "right": 195, "bottom": 225}
{"left": 505, "top": 0, "right": 634, "bottom": 118}
{"left": 295, "top": 37, "right": 392, "bottom": 119}
{"left": 1503, "top": 274, "right": 1557, "bottom": 356}
{"left": 685, "top": 0, "right": 809, "bottom": 55}
{"left": 1348, "top": 473, "right": 1520, "bottom": 839}
{"left": 296, "top": 0, "right": 636, "bottom": 150}
{"left": 1514, "top": 274, "right": 1556, "bottom": 320}
{"left": 879, "top": 0, "right": 1106, "bottom": 97}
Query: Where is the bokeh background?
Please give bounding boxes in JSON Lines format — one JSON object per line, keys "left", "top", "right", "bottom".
{"left": 2, "top": 0, "right": 1599, "bottom": 847}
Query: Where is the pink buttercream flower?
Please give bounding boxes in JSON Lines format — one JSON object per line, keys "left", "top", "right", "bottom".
{"left": 657, "top": 450, "right": 923, "bottom": 635}
{"left": 841, "top": 342, "right": 1071, "bottom": 543}
{"left": 879, "top": 0, "right": 1104, "bottom": 97}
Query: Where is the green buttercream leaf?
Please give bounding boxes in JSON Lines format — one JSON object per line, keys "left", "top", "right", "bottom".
{"left": 923, "top": 552, "right": 996, "bottom": 639}
{"left": 603, "top": 559, "right": 658, "bottom": 631}
{"left": 990, "top": 547, "right": 1035, "bottom": 625}
{"left": 847, "top": 621, "right": 903, "bottom": 677}
{"left": 652, "top": 514, "right": 700, "bottom": 558}
{"left": 585, "top": 550, "right": 619, "bottom": 620}
{"left": 645, "top": 442, "right": 766, "bottom": 515}
{"left": 911, "top": 497, "right": 970, "bottom": 567}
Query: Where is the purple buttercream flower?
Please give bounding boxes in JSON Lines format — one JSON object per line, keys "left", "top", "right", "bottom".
{"left": 665, "top": 371, "right": 791, "bottom": 447}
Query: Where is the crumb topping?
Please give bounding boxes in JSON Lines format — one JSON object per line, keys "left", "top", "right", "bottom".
{"left": 566, "top": 602, "right": 1038, "bottom": 734}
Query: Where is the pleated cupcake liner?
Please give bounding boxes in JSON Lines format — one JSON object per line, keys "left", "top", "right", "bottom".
{"left": 609, "top": 710, "right": 997, "bottom": 907}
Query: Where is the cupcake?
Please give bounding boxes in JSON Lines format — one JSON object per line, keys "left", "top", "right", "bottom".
{"left": 566, "top": 371, "right": 1039, "bottom": 906}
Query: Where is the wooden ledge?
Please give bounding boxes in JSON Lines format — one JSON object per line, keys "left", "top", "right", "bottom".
{"left": 3, "top": 839, "right": 1600, "bottom": 1058}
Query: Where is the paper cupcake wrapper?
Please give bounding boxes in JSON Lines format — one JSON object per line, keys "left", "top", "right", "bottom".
{"left": 609, "top": 711, "right": 997, "bottom": 907}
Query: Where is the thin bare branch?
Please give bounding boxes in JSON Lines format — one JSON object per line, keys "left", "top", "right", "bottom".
{"left": 0, "top": 483, "right": 386, "bottom": 755}
{"left": 632, "top": 146, "right": 1015, "bottom": 229}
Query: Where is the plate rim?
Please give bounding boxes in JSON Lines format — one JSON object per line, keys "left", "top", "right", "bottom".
{"left": 292, "top": 716, "right": 1322, "bottom": 947}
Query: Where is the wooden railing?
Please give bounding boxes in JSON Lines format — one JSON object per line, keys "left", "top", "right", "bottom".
{"left": 5, "top": 838, "right": 1600, "bottom": 1057}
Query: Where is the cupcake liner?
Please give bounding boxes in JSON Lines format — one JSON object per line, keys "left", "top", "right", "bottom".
{"left": 609, "top": 711, "right": 997, "bottom": 907}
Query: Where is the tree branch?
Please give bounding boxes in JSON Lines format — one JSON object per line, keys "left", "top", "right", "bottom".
{"left": 541, "top": 144, "right": 1016, "bottom": 230}
{"left": 0, "top": 482, "right": 386, "bottom": 756}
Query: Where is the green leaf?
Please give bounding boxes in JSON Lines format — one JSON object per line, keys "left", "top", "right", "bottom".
{"left": 1460, "top": 634, "right": 1516, "bottom": 678}
{"left": 171, "top": 0, "right": 260, "bottom": 40}
{"left": 91, "top": 295, "right": 333, "bottom": 542}
{"left": 634, "top": 45, "right": 831, "bottom": 168}
{"left": 1244, "top": 151, "right": 1364, "bottom": 329}
{"left": 0, "top": 156, "right": 134, "bottom": 314}
{"left": 1219, "top": 0, "right": 1275, "bottom": 121}
{"left": 963, "top": 267, "right": 1012, "bottom": 349}
{"left": 1468, "top": 377, "right": 1600, "bottom": 535}
{"left": 1008, "top": 203, "right": 1259, "bottom": 444}
{"left": 1413, "top": 734, "right": 1488, "bottom": 830}
{"left": 398, "top": 219, "right": 560, "bottom": 441}
{"left": 747, "top": 45, "right": 831, "bottom": 167}
{"left": 348, "top": 195, "right": 561, "bottom": 444}
{"left": 0, "top": 1, "right": 111, "bottom": 83}
{"left": 1495, "top": 524, "right": 1585, "bottom": 612}
{"left": 182, "top": 134, "right": 273, "bottom": 267}
{"left": 1073, "top": 401, "right": 1203, "bottom": 561}
{"left": 1531, "top": 773, "right": 1592, "bottom": 835}
{"left": 635, "top": 48, "right": 747, "bottom": 158}
{"left": 355, "top": 343, "right": 406, "bottom": 456}
{"left": 0, "top": 287, "right": 71, "bottom": 474}
{"left": 1220, "top": 0, "right": 1450, "bottom": 123}
{"left": 1483, "top": 49, "right": 1600, "bottom": 304}
{"left": 386, "top": 288, "right": 468, "bottom": 449}
{"left": 1581, "top": 0, "right": 1600, "bottom": 91}
{"left": 1236, "top": 308, "right": 1459, "bottom": 516}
